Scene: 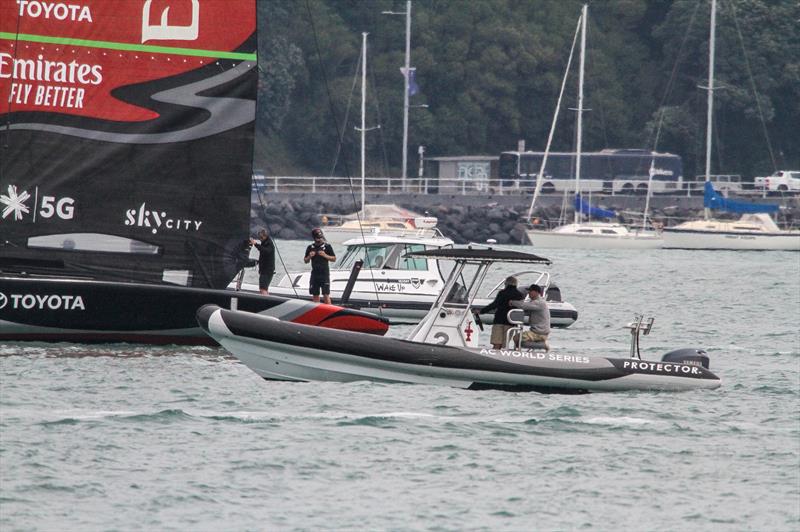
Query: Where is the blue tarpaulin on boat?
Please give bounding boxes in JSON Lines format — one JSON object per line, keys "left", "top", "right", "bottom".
{"left": 574, "top": 194, "right": 616, "bottom": 218}
{"left": 703, "top": 182, "right": 778, "bottom": 214}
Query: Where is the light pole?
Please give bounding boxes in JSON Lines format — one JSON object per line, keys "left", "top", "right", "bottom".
{"left": 382, "top": 1, "right": 412, "bottom": 191}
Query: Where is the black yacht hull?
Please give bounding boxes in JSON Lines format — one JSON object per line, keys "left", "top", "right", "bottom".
{"left": 197, "top": 305, "right": 721, "bottom": 393}
{"left": 0, "top": 277, "right": 388, "bottom": 345}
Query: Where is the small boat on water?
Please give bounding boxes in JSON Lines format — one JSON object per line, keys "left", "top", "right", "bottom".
{"left": 200, "top": 247, "right": 720, "bottom": 393}
{"left": 662, "top": 0, "right": 799, "bottom": 252}
{"left": 253, "top": 233, "right": 578, "bottom": 327}
{"left": 523, "top": 6, "right": 663, "bottom": 250}
{"left": 662, "top": 183, "right": 800, "bottom": 250}
{"left": 320, "top": 204, "right": 440, "bottom": 246}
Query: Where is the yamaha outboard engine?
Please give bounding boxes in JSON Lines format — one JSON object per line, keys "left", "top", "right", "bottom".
{"left": 661, "top": 348, "right": 710, "bottom": 370}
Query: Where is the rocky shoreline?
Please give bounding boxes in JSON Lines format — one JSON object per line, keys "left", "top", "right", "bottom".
{"left": 251, "top": 196, "right": 800, "bottom": 245}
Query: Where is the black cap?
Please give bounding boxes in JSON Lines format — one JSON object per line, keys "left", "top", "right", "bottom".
{"left": 311, "top": 227, "right": 324, "bottom": 238}
{"left": 527, "top": 284, "right": 542, "bottom": 294}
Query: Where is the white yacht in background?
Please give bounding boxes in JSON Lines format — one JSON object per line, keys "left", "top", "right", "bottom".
{"left": 315, "top": 36, "right": 440, "bottom": 247}
{"left": 661, "top": 0, "right": 800, "bottom": 252}
{"left": 321, "top": 204, "right": 439, "bottom": 246}
{"left": 524, "top": 5, "right": 662, "bottom": 249}
{"left": 662, "top": 185, "right": 800, "bottom": 250}
{"left": 528, "top": 214, "right": 663, "bottom": 250}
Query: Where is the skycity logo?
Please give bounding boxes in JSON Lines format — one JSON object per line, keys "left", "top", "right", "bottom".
{"left": 124, "top": 202, "right": 203, "bottom": 234}
{"left": 0, "top": 292, "right": 85, "bottom": 311}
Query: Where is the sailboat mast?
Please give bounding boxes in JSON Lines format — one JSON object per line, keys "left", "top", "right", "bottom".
{"left": 574, "top": 4, "right": 587, "bottom": 225}
{"left": 704, "top": 0, "right": 717, "bottom": 219}
{"left": 361, "top": 32, "right": 367, "bottom": 219}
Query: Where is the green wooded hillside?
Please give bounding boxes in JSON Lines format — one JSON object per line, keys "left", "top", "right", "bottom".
{"left": 254, "top": 0, "right": 799, "bottom": 181}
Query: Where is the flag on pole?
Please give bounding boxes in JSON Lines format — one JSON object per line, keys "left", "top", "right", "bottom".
{"left": 400, "top": 67, "right": 420, "bottom": 96}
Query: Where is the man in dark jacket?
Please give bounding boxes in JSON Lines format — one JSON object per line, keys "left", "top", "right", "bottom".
{"left": 479, "top": 276, "right": 523, "bottom": 349}
{"left": 250, "top": 228, "right": 275, "bottom": 295}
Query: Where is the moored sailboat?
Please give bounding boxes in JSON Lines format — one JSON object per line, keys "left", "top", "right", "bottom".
{"left": 524, "top": 5, "right": 662, "bottom": 249}
{"left": 661, "top": 0, "right": 799, "bottom": 252}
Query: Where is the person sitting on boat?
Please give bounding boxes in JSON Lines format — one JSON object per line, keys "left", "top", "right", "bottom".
{"left": 511, "top": 284, "right": 551, "bottom": 351}
{"left": 250, "top": 228, "right": 276, "bottom": 295}
{"left": 477, "top": 276, "right": 524, "bottom": 349}
{"left": 304, "top": 227, "right": 336, "bottom": 304}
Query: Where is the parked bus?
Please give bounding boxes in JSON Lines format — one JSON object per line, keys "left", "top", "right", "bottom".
{"left": 498, "top": 148, "right": 684, "bottom": 194}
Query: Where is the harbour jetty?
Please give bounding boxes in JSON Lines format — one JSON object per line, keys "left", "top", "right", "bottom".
{"left": 253, "top": 192, "right": 800, "bottom": 244}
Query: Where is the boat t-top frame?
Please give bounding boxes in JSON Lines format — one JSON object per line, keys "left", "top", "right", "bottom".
{"left": 402, "top": 247, "right": 552, "bottom": 348}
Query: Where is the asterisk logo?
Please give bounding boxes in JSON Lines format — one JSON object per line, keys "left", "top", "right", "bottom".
{"left": 1, "top": 185, "right": 31, "bottom": 221}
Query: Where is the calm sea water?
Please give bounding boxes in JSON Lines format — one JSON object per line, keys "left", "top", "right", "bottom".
{"left": 2, "top": 244, "right": 799, "bottom": 531}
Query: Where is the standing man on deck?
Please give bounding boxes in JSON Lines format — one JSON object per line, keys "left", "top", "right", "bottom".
{"left": 304, "top": 227, "right": 336, "bottom": 304}
{"left": 477, "top": 276, "right": 524, "bottom": 349}
{"left": 250, "top": 228, "right": 275, "bottom": 295}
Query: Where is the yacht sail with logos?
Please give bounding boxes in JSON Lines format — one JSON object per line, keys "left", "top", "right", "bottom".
{"left": 0, "top": 0, "right": 388, "bottom": 343}
{"left": 525, "top": 5, "right": 662, "bottom": 249}
{"left": 661, "top": 0, "right": 799, "bottom": 251}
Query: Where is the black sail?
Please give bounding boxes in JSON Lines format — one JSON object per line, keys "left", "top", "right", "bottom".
{"left": 0, "top": 0, "right": 257, "bottom": 289}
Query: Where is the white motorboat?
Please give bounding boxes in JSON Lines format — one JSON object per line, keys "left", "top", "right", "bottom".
{"left": 523, "top": 6, "right": 663, "bottom": 249}
{"left": 252, "top": 233, "right": 578, "bottom": 327}
{"left": 662, "top": 0, "right": 799, "bottom": 252}
{"left": 199, "top": 247, "right": 720, "bottom": 393}
{"left": 320, "top": 204, "right": 440, "bottom": 246}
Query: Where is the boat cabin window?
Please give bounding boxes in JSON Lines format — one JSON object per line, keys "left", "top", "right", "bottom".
{"left": 601, "top": 229, "right": 617, "bottom": 234}
{"left": 396, "top": 244, "right": 428, "bottom": 270}
{"left": 338, "top": 244, "right": 393, "bottom": 269}
{"left": 27, "top": 233, "right": 160, "bottom": 254}
{"left": 387, "top": 222, "right": 409, "bottom": 229}
{"left": 577, "top": 229, "right": 594, "bottom": 233}
{"left": 339, "top": 243, "right": 430, "bottom": 270}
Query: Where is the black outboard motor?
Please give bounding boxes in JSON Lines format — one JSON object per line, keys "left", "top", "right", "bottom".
{"left": 661, "top": 348, "right": 710, "bottom": 370}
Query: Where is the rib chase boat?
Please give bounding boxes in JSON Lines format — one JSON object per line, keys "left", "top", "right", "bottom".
{"left": 0, "top": 0, "right": 388, "bottom": 344}
{"left": 199, "top": 247, "right": 721, "bottom": 393}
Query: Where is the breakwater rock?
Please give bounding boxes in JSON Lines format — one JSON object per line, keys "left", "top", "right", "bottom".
{"left": 251, "top": 197, "right": 800, "bottom": 245}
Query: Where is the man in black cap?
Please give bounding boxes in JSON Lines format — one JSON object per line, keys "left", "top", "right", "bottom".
{"left": 304, "top": 227, "right": 336, "bottom": 304}
{"left": 511, "top": 284, "right": 551, "bottom": 350}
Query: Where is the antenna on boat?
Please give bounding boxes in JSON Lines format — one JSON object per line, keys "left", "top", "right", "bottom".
{"left": 627, "top": 314, "right": 654, "bottom": 359}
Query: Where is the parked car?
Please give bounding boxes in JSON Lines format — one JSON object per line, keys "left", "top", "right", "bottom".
{"left": 753, "top": 170, "right": 800, "bottom": 193}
